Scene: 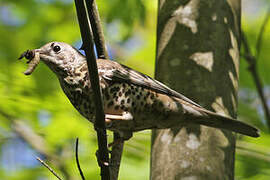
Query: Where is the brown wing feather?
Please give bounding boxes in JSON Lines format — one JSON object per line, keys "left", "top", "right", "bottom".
{"left": 99, "top": 59, "right": 202, "bottom": 108}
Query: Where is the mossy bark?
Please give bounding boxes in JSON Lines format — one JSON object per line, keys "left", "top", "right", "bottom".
{"left": 151, "top": 0, "right": 240, "bottom": 179}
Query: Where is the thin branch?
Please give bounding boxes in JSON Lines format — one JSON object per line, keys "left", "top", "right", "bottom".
{"left": 110, "top": 133, "right": 124, "bottom": 180}
{"left": 0, "top": 109, "right": 52, "bottom": 158}
{"left": 255, "top": 7, "right": 270, "bottom": 59}
{"left": 236, "top": 141, "right": 270, "bottom": 162}
{"left": 241, "top": 30, "right": 270, "bottom": 129}
{"left": 86, "top": 0, "right": 109, "bottom": 59}
{"left": 74, "top": 0, "right": 110, "bottom": 180}
{"left": 85, "top": 1, "right": 124, "bottom": 179}
{"left": 0, "top": 109, "right": 72, "bottom": 179}
{"left": 36, "top": 156, "right": 63, "bottom": 180}
{"left": 75, "top": 138, "right": 86, "bottom": 180}
{"left": 12, "top": 120, "right": 52, "bottom": 158}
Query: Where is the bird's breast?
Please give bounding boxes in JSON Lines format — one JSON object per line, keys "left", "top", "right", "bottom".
{"left": 59, "top": 77, "right": 96, "bottom": 122}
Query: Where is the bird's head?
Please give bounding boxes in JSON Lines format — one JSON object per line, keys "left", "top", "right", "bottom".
{"left": 19, "top": 42, "right": 86, "bottom": 76}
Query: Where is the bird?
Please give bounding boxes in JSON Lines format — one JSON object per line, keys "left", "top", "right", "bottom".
{"left": 19, "top": 42, "right": 259, "bottom": 140}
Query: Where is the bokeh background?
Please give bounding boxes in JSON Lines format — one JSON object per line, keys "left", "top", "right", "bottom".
{"left": 0, "top": 0, "right": 270, "bottom": 179}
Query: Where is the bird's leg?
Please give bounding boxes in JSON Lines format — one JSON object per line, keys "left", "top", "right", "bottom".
{"left": 104, "top": 112, "right": 133, "bottom": 147}
{"left": 104, "top": 111, "right": 133, "bottom": 129}
{"left": 105, "top": 111, "right": 133, "bottom": 121}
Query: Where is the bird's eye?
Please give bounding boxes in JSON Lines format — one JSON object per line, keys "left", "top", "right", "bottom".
{"left": 53, "top": 45, "right": 61, "bottom": 52}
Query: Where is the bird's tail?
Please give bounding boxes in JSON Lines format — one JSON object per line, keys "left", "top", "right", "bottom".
{"left": 191, "top": 109, "right": 260, "bottom": 137}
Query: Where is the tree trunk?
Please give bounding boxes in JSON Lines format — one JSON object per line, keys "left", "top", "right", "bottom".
{"left": 151, "top": 0, "right": 240, "bottom": 179}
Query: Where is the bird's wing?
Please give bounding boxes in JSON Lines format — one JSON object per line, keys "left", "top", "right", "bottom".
{"left": 100, "top": 60, "right": 202, "bottom": 108}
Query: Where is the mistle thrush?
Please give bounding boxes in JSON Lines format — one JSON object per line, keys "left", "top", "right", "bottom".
{"left": 19, "top": 42, "right": 259, "bottom": 139}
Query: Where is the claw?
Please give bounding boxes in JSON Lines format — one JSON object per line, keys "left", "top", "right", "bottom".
{"left": 95, "top": 150, "right": 109, "bottom": 167}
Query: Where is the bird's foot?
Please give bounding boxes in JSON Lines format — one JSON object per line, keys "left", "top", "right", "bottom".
{"left": 95, "top": 150, "right": 109, "bottom": 167}
{"left": 108, "top": 138, "right": 124, "bottom": 148}
{"left": 108, "top": 131, "right": 133, "bottom": 148}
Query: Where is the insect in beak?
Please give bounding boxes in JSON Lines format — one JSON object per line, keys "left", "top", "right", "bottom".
{"left": 18, "top": 49, "right": 41, "bottom": 75}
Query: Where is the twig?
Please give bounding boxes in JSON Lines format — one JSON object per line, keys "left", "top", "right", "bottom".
{"left": 74, "top": 0, "right": 110, "bottom": 180}
{"left": 85, "top": 1, "right": 124, "bottom": 179}
{"left": 110, "top": 133, "right": 124, "bottom": 180}
{"left": 236, "top": 144, "right": 270, "bottom": 163}
{"left": 75, "top": 138, "right": 86, "bottom": 180}
{"left": 36, "top": 156, "right": 63, "bottom": 180}
{"left": 12, "top": 120, "right": 51, "bottom": 158}
{"left": 236, "top": 141, "right": 270, "bottom": 162}
{"left": 0, "top": 109, "right": 71, "bottom": 179}
{"left": 86, "top": 0, "right": 109, "bottom": 59}
{"left": 241, "top": 30, "right": 270, "bottom": 129}
{"left": 255, "top": 7, "right": 270, "bottom": 59}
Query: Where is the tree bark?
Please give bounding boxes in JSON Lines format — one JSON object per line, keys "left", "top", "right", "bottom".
{"left": 151, "top": 0, "right": 240, "bottom": 179}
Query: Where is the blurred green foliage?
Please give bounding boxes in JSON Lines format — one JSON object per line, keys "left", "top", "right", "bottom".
{"left": 0, "top": 0, "right": 269, "bottom": 179}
